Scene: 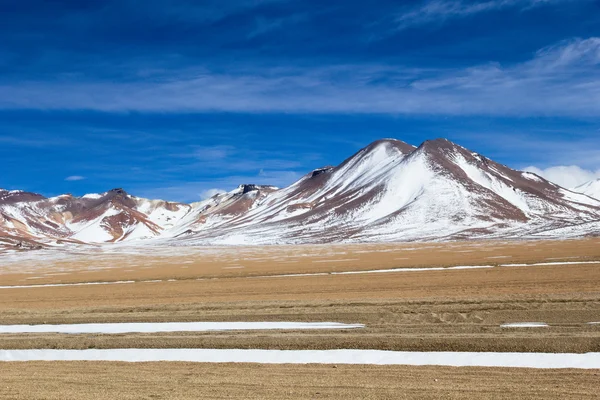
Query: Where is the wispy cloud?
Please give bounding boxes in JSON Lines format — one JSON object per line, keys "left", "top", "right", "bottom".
{"left": 257, "top": 169, "right": 302, "bottom": 185}
{"left": 193, "top": 145, "right": 236, "bottom": 161}
{"left": 0, "top": 135, "right": 68, "bottom": 148}
{"left": 137, "top": 169, "right": 302, "bottom": 202}
{"left": 64, "top": 175, "right": 85, "bottom": 181}
{"left": 450, "top": 125, "right": 600, "bottom": 171}
{"left": 0, "top": 37, "right": 598, "bottom": 117}
{"left": 0, "top": 37, "right": 600, "bottom": 117}
{"left": 170, "top": 145, "right": 306, "bottom": 173}
{"left": 395, "top": 0, "right": 578, "bottom": 30}
{"left": 247, "top": 12, "right": 308, "bottom": 39}
{"left": 200, "top": 188, "right": 227, "bottom": 199}
{"left": 134, "top": 143, "right": 312, "bottom": 201}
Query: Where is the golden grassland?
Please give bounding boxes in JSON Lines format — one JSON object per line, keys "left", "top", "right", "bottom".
{"left": 1, "top": 238, "right": 599, "bottom": 399}
{"left": 2, "top": 238, "right": 599, "bottom": 286}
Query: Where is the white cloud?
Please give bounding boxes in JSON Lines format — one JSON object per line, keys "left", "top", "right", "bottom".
{"left": 523, "top": 165, "right": 600, "bottom": 188}
{"left": 395, "top": 0, "right": 579, "bottom": 30}
{"left": 256, "top": 169, "right": 301, "bottom": 187}
{"left": 193, "top": 146, "right": 235, "bottom": 161}
{"left": 1, "top": 38, "right": 599, "bottom": 116}
{"left": 136, "top": 169, "right": 301, "bottom": 203}
{"left": 200, "top": 188, "right": 227, "bottom": 199}
{"left": 64, "top": 175, "right": 85, "bottom": 181}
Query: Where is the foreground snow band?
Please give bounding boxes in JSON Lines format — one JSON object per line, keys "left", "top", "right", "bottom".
{"left": 1, "top": 349, "right": 599, "bottom": 369}
{"left": 0, "top": 280, "right": 136, "bottom": 290}
{"left": 500, "top": 323, "right": 549, "bottom": 328}
{"left": 266, "top": 265, "right": 495, "bottom": 278}
{"left": 0, "top": 322, "right": 364, "bottom": 334}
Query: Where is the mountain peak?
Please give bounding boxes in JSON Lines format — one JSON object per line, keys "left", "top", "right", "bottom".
{"left": 363, "top": 138, "right": 416, "bottom": 155}
{"left": 102, "top": 188, "right": 136, "bottom": 209}
{"left": 236, "top": 184, "right": 279, "bottom": 195}
{"left": 336, "top": 138, "right": 416, "bottom": 172}
{"left": 0, "top": 190, "right": 45, "bottom": 204}
{"left": 413, "top": 138, "right": 486, "bottom": 167}
{"left": 310, "top": 166, "right": 334, "bottom": 178}
{"left": 108, "top": 188, "right": 128, "bottom": 195}
{"left": 418, "top": 138, "right": 459, "bottom": 150}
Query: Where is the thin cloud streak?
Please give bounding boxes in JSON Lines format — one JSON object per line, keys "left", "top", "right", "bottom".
{"left": 136, "top": 169, "right": 303, "bottom": 202}
{"left": 0, "top": 38, "right": 598, "bottom": 117}
{"left": 200, "top": 188, "right": 227, "bottom": 200}
{"left": 65, "top": 175, "right": 86, "bottom": 181}
{"left": 394, "top": 0, "right": 580, "bottom": 30}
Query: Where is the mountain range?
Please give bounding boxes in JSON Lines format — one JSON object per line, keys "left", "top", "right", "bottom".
{"left": 2, "top": 138, "right": 599, "bottom": 250}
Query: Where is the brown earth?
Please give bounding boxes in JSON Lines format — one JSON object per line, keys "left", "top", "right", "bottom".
{"left": 1, "top": 362, "right": 599, "bottom": 400}
{"left": 2, "top": 294, "right": 599, "bottom": 353}
{"left": 1, "top": 239, "right": 599, "bottom": 398}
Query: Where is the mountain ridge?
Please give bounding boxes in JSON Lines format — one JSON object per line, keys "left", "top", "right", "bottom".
{"left": 2, "top": 138, "right": 599, "bottom": 249}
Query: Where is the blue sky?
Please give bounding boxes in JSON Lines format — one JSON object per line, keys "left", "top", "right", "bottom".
{"left": 1, "top": 0, "right": 599, "bottom": 201}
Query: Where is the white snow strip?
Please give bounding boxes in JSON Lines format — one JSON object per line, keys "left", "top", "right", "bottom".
{"left": 259, "top": 272, "right": 330, "bottom": 278}
{"left": 331, "top": 265, "right": 494, "bottom": 275}
{"left": 0, "top": 265, "right": 497, "bottom": 288}
{"left": 264, "top": 265, "right": 495, "bottom": 278}
{"left": 500, "top": 323, "right": 549, "bottom": 328}
{"left": 1, "top": 349, "right": 599, "bottom": 369}
{"left": 2, "top": 260, "right": 590, "bottom": 290}
{"left": 0, "top": 280, "right": 136, "bottom": 290}
{"left": 588, "top": 322, "right": 600, "bottom": 325}
{"left": 500, "top": 261, "right": 600, "bottom": 267}
{"left": 0, "top": 322, "right": 364, "bottom": 335}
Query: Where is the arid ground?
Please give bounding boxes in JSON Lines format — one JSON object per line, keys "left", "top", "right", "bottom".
{"left": 1, "top": 238, "right": 599, "bottom": 399}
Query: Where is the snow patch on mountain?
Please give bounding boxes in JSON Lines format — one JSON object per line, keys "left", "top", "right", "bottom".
{"left": 67, "top": 207, "right": 121, "bottom": 242}
{"left": 454, "top": 154, "right": 530, "bottom": 213}
{"left": 573, "top": 179, "right": 600, "bottom": 201}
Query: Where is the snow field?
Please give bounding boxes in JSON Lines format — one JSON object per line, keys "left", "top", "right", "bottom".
{"left": 1, "top": 349, "right": 599, "bottom": 368}
{"left": 0, "top": 322, "right": 364, "bottom": 334}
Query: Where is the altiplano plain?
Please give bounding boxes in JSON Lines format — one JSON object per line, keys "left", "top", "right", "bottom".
{"left": 1, "top": 239, "right": 599, "bottom": 399}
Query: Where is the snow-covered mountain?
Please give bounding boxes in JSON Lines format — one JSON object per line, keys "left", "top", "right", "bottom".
{"left": 2, "top": 138, "right": 600, "bottom": 248}
{"left": 0, "top": 188, "right": 190, "bottom": 247}
{"left": 573, "top": 179, "right": 600, "bottom": 201}
{"left": 170, "top": 138, "right": 600, "bottom": 244}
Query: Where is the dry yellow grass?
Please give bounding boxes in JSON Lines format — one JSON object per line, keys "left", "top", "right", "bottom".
{"left": 2, "top": 238, "right": 599, "bottom": 286}
{"left": 2, "top": 261, "right": 600, "bottom": 310}
{"left": 1, "top": 239, "right": 599, "bottom": 398}
{"left": 1, "top": 243, "right": 599, "bottom": 352}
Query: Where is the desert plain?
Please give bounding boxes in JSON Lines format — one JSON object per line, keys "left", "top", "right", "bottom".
{"left": 1, "top": 238, "right": 599, "bottom": 399}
